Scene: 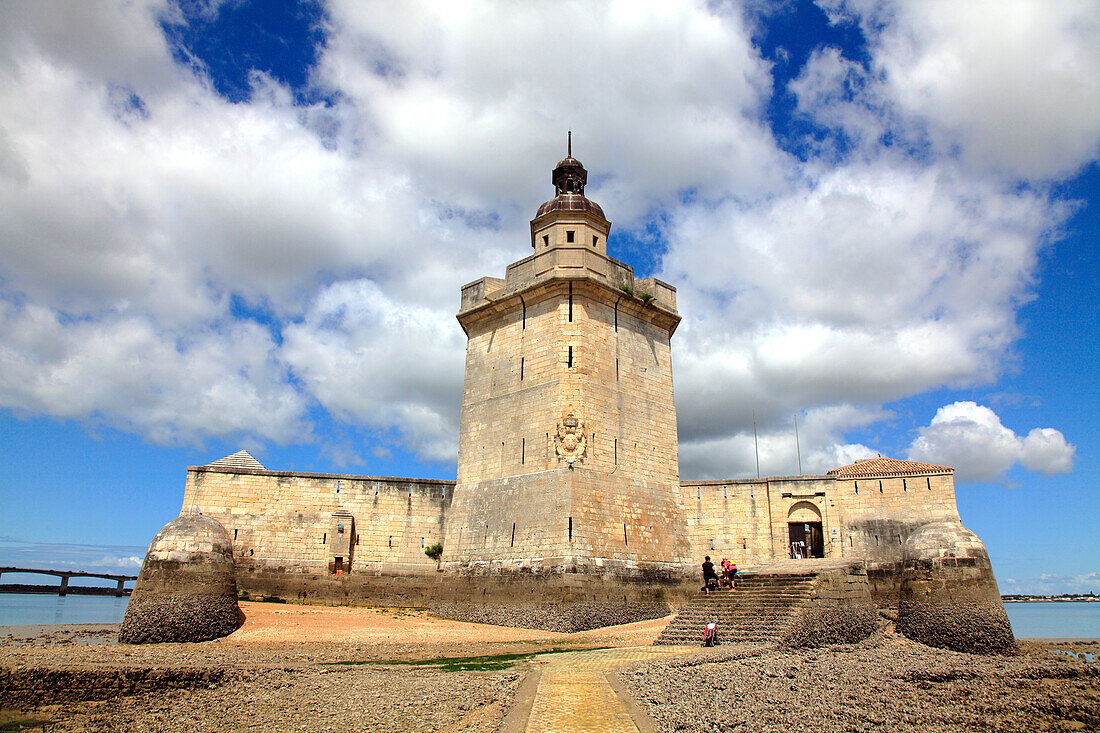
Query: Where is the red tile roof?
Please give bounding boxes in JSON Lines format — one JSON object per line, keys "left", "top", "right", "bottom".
{"left": 827, "top": 456, "right": 952, "bottom": 478}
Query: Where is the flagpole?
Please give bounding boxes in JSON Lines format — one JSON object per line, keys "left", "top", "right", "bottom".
{"left": 794, "top": 413, "right": 802, "bottom": 476}
{"left": 753, "top": 410, "right": 760, "bottom": 479}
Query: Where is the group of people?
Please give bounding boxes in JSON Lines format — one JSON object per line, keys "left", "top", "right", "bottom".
{"left": 700, "top": 555, "right": 737, "bottom": 595}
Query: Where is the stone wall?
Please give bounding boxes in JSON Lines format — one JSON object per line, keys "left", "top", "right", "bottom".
{"left": 453, "top": 279, "right": 680, "bottom": 486}
{"left": 183, "top": 466, "right": 453, "bottom": 576}
{"left": 781, "top": 563, "right": 878, "bottom": 647}
{"left": 832, "top": 472, "right": 959, "bottom": 567}
{"left": 683, "top": 471, "right": 961, "bottom": 601}
{"left": 181, "top": 459, "right": 964, "bottom": 618}
{"left": 444, "top": 468, "right": 692, "bottom": 575}
{"left": 448, "top": 250, "right": 690, "bottom": 570}
{"left": 235, "top": 563, "right": 696, "bottom": 631}
{"left": 683, "top": 476, "right": 837, "bottom": 566}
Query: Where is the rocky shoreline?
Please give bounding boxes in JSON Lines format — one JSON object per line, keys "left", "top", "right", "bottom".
{"left": 1, "top": 607, "right": 1098, "bottom": 732}
{"left": 623, "top": 635, "right": 1099, "bottom": 732}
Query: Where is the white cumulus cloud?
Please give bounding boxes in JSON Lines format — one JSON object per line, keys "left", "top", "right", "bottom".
{"left": 0, "top": 0, "right": 1086, "bottom": 474}
{"left": 820, "top": 0, "right": 1100, "bottom": 180}
{"left": 908, "top": 401, "right": 1075, "bottom": 483}
{"left": 281, "top": 280, "right": 466, "bottom": 462}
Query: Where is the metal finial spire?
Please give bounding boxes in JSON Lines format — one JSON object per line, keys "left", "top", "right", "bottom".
{"left": 567, "top": 130, "right": 571, "bottom": 157}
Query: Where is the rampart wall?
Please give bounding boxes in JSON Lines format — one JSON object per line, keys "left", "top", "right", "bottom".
{"left": 183, "top": 466, "right": 452, "bottom": 576}
{"left": 683, "top": 471, "right": 960, "bottom": 602}
{"left": 182, "top": 462, "right": 960, "bottom": 610}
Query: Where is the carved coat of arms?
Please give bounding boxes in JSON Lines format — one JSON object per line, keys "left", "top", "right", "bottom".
{"left": 555, "top": 412, "right": 587, "bottom": 465}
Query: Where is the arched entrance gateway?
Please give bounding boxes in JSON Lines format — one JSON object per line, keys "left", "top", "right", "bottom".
{"left": 787, "top": 502, "right": 825, "bottom": 559}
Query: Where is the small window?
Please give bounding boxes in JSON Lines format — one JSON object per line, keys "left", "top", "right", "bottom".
{"left": 337, "top": 524, "right": 344, "bottom": 534}
{"left": 233, "top": 529, "right": 238, "bottom": 541}
{"left": 567, "top": 346, "right": 573, "bottom": 367}
{"left": 593, "top": 235, "right": 598, "bottom": 246}
{"left": 543, "top": 234, "right": 549, "bottom": 247}
{"left": 566, "top": 230, "right": 575, "bottom": 243}
{"left": 520, "top": 357, "right": 524, "bottom": 380}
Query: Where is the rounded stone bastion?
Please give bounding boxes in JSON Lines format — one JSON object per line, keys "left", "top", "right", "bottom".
{"left": 119, "top": 509, "right": 241, "bottom": 644}
{"left": 896, "top": 520, "right": 1016, "bottom": 655}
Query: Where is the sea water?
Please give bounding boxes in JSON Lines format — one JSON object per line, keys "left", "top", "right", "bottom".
{"left": 0, "top": 593, "right": 130, "bottom": 626}
{"left": 1004, "top": 601, "right": 1100, "bottom": 639}
{"left": 1, "top": 593, "right": 1097, "bottom": 637}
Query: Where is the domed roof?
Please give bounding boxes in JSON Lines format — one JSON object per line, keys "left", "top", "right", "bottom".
{"left": 145, "top": 509, "right": 233, "bottom": 563}
{"left": 535, "top": 132, "right": 607, "bottom": 222}
{"left": 555, "top": 155, "right": 582, "bottom": 169}
{"left": 536, "top": 193, "right": 605, "bottom": 218}
{"left": 904, "top": 519, "right": 987, "bottom": 562}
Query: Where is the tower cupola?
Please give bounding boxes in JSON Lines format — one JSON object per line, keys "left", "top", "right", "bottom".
{"left": 552, "top": 144, "right": 586, "bottom": 196}
{"left": 532, "top": 132, "right": 609, "bottom": 250}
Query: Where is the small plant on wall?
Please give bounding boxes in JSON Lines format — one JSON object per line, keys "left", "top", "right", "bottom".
{"left": 424, "top": 543, "right": 444, "bottom": 561}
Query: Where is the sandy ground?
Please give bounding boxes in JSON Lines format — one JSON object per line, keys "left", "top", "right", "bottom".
{"left": 229, "top": 601, "right": 671, "bottom": 646}
{"left": 1, "top": 602, "right": 1097, "bottom": 732}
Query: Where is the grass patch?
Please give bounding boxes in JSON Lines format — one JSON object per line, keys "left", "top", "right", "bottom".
{"left": 329, "top": 647, "right": 604, "bottom": 672}
{"left": 406, "top": 651, "right": 538, "bottom": 672}
{"left": 0, "top": 718, "right": 55, "bottom": 731}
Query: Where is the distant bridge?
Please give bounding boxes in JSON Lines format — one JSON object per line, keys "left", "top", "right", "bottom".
{"left": 0, "top": 567, "right": 137, "bottom": 596}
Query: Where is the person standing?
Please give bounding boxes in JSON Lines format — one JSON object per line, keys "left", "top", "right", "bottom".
{"left": 702, "top": 555, "right": 718, "bottom": 595}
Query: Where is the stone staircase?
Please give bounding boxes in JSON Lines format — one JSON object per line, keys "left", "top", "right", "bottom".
{"left": 655, "top": 565, "right": 827, "bottom": 646}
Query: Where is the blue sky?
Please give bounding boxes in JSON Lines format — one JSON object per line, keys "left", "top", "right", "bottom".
{"left": 0, "top": 0, "right": 1096, "bottom": 595}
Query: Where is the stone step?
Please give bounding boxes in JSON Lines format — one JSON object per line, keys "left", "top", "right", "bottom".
{"left": 663, "top": 618, "right": 792, "bottom": 627}
{"left": 707, "top": 595, "right": 811, "bottom": 600}
{"left": 656, "top": 571, "right": 821, "bottom": 646}
{"left": 670, "top": 612, "right": 790, "bottom": 619}
{"left": 678, "top": 600, "right": 806, "bottom": 608}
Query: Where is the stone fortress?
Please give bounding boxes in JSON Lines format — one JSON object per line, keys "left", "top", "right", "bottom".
{"left": 124, "top": 143, "right": 1015, "bottom": 652}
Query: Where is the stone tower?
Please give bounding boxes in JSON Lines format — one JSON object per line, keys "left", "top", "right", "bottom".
{"left": 444, "top": 141, "right": 692, "bottom": 577}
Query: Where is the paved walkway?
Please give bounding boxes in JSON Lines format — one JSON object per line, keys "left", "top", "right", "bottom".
{"left": 523, "top": 646, "right": 695, "bottom": 733}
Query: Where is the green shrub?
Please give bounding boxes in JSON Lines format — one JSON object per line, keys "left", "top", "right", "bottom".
{"left": 424, "top": 543, "right": 444, "bottom": 561}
